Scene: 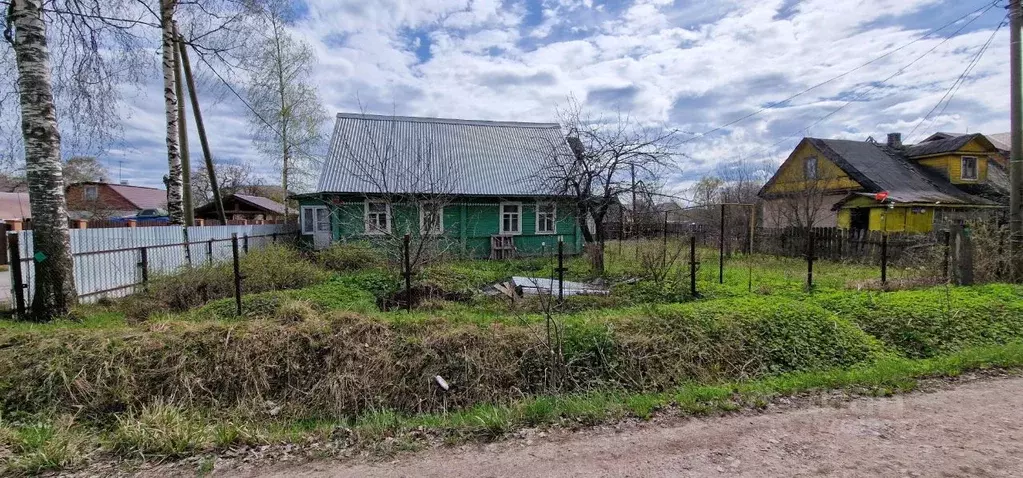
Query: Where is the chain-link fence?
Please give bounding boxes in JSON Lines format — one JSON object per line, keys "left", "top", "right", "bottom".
{"left": 5, "top": 223, "right": 297, "bottom": 316}
{"left": 602, "top": 203, "right": 1012, "bottom": 294}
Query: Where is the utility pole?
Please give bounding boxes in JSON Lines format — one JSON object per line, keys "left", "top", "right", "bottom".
{"left": 1011, "top": 0, "right": 1023, "bottom": 282}
{"left": 177, "top": 33, "right": 227, "bottom": 224}
{"left": 173, "top": 24, "right": 194, "bottom": 226}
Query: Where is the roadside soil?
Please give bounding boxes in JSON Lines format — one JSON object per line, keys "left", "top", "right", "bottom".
{"left": 217, "top": 373, "right": 1023, "bottom": 477}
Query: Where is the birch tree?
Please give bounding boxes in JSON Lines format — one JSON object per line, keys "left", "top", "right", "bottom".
{"left": 244, "top": 0, "right": 326, "bottom": 216}
{"left": 5, "top": 0, "right": 77, "bottom": 319}
{"left": 161, "top": 0, "right": 183, "bottom": 224}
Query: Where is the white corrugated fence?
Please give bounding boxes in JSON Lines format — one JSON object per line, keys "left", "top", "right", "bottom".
{"left": 10, "top": 223, "right": 296, "bottom": 305}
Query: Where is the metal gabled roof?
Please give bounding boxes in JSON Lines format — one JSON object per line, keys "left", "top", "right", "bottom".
{"left": 316, "top": 113, "right": 576, "bottom": 197}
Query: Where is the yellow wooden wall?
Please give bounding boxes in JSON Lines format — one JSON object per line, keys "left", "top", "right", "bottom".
{"left": 762, "top": 142, "right": 862, "bottom": 195}
{"left": 865, "top": 207, "right": 933, "bottom": 233}
{"left": 911, "top": 138, "right": 992, "bottom": 183}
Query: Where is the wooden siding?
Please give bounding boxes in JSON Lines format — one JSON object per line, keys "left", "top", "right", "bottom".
{"left": 910, "top": 138, "right": 996, "bottom": 184}
{"left": 761, "top": 142, "right": 862, "bottom": 196}
{"left": 299, "top": 195, "right": 581, "bottom": 257}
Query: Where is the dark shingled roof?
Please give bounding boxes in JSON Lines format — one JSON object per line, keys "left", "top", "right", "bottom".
{"left": 760, "top": 137, "right": 1003, "bottom": 207}
{"left": 809, "top": 138, "right": 984, "bottom": 204}
{"left": 902, "top": 133, "right": 987, "bottom": 157}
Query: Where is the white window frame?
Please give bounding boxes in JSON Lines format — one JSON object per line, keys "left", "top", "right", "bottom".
{"left": 419, "top": 201, "right": 444, "bottom": 235}
{"left": 803, "top": 156, "right": 818, "bottom": 180}
{"left": 364, "top": 200, "right": 392, "bottom": 235}
{"left": 83, "top": 185, "right": 99, "bottom": 201}
{"left": 960, "top": 156, "right": 978, "bottom": 180}
{"left": 301, "top": 205, "right": 329, "bottom": 235}
{"left": 535, "top": 201, "right": 557, "bottom": 234}
{"left": 500, "top": 201, "right": 522, "bottom": 235}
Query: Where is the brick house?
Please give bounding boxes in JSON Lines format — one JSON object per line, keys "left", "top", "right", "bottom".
{"left": 66, "top": 181, "right": 167, "bottom": 219}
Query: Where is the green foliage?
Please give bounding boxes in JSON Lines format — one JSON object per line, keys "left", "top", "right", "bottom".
{"left": 812, "top": 284, "right": 1023, "bottom": 358}
{"left": 1, "top": 417, "right": 90, "bottom": 475}
{"left": 123, "top": 244, "right": 330, "bottom": 319}
{"left": 315, "top": 241, "right": 384, "bottom": 272}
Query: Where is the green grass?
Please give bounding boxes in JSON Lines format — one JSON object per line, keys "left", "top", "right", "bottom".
{"left": 5, "top": 341, "right": 1023, "bottom": 475}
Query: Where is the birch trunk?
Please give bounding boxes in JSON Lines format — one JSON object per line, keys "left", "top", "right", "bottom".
{"left": 161, "top": 0, "right": 184, "bottom": 224}
{"left": 10, "top": 0, "right": 78, "bottom": 319}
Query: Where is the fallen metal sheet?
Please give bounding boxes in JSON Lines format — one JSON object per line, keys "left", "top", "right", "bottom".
{"left": 511, "top": 276, "right": 609, "bottom": 296}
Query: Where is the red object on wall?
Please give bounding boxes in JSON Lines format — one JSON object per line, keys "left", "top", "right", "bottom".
{"left": 874, "top": 191, "right": 889, "bottom": 202}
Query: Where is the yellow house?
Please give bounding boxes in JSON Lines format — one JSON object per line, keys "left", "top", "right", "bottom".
{"left": 758, "top": 133, "right": 1007, "bottom": 233}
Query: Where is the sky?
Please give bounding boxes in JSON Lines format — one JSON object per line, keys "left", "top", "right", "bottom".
{"left": 99, "top": 0, "right": 1011, "bottom": 194}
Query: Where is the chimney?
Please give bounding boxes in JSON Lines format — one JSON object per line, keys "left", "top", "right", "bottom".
{"left": 120, "top": 180, "right": 129, "bottom": 185}
{"left": 886, "top": 132, "right": 903, "bottom": 149}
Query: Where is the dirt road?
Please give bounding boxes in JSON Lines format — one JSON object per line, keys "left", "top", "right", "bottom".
{"left": 227, "top": 376, "right": 1023, "bottom": 477}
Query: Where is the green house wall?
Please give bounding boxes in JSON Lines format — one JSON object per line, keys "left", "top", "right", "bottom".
{"left": 298, "top": 194, "right": 582, "bottom": 257}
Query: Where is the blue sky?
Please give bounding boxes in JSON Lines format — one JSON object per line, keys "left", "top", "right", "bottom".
{"left": 91, "top": 0, "right": 1011, "bottom": 193}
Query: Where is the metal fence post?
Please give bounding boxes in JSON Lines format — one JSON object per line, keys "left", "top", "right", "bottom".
{"left": 662, "top": 211, "right": 668, "bottom": 270}
{"left": 402, "top": 233, "right": 412, "bottom": 312}
{"left": 207, "top": 239, "right": 214, "bottom": 264}
{"left": 558, "top": 238, "right": 565, "bottom": 302}
{"left": 880, "top": 233, "right": 888, "bottom": 285}
{"left": 138, "top": 247, "right": 149, "bottom": 291}
{"left": 243, "top": 234, "right": 249, "bottom": 254}
{"left": 689, "top": 235, "right": 698, "bottom": 298}
{"left": 231, "top": 233, "right": 242, "bottom": 316}
{"left": 806, "top": 231, "right": 814, "bottom": 291}
{"left": 943, "top": 230, "right": 951, "bottom": 280}
{"left": 718, "top": 203, "right": 725, "bottom": 284}
{"left": 8, "top": 232, "right": 25, "bottom": 318}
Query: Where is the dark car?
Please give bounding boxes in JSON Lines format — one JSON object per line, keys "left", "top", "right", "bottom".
{"left": 111, "top": 208, "right": 170, "bottom": 224}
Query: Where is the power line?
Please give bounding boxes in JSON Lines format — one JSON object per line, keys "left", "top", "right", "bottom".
{"left": 189, "top": 45, "right": 324, "bottom": 167}
{"left": 906, "top": 16, "right": 1006, "bottom": 142}
{"left": 684, "top": 0, "right": 1002, "bottom": 142}
{"left": 751, "top": 7, "right": 1002, "bottom": 160}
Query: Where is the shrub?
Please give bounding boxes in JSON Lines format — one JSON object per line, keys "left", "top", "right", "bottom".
{"left": 813, "top": 284, "right": 1023, "bottom": 358}
{"left": 274, "top": 300, "right": 317, "bottom": 323}
{"left": 609, "top": 297, "right": 885, "bottom": 385}
{"left": 315, "top": 241, "right": 384, "bottom": 272}
{"left": 122, "top": 244, "right": 330, "bottom": 318}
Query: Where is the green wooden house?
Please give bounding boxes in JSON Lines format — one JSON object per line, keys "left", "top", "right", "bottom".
{"left": 294, "top": 113, "right": 582, "bottom": 257}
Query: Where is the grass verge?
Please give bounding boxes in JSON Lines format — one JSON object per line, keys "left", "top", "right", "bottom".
{"left": 4, "top": 342, "right": 1023, "bottom": 475}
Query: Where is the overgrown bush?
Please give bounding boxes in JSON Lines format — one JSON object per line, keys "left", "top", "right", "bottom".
{"left": 607, "top": 297, "right": 885, "bottom": 384}
{"left": 813, "top": 284, "right": 1023, "bottom": 358}
{"left": 0, "top": 297, "right": 885, "bottom": 421}
{"left": 315, "top": 241, "right": 385, "bottom": 272}
{"left": 122, "top": 244, "right": 330, "bottom": 318}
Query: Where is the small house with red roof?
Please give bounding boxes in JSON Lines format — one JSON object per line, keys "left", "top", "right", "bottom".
{"left": 65, "top": 181, "right": 167, "bottom": 219}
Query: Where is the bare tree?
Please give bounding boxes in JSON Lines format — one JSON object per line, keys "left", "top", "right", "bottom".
{"left": 63, "top": 156, "right": 109, "bottom": 184}
{"left": 244, "top": 0, "right": 326, "bottom": 218}
{"left": 334, "top": 113, "right": 458, "bottom": 276}
{"left": 767, "top": 167, "right": 843, "bottom": 231}
{"left": 535, "top": 98, "right": 681, "bottom": 273}
{"left": 190, "top": 162, "right": 259, "bottom": 203}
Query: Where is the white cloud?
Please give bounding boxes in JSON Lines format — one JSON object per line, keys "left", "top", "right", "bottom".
{"left": 40, "top": 0, "right": 1010, "bottom": 192}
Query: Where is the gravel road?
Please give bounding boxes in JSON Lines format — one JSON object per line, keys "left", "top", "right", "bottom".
{"left": 229, "top": 376, "right": 1023, "bottom": 477}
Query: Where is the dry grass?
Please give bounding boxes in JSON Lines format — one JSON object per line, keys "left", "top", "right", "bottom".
{"left": 0, "top": 296, "right": 883, "bottom": 422}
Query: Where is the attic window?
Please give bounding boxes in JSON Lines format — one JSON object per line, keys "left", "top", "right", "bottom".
{"left": 961, "top": 156, "right": 978, "bottom": 180}
{"left": 804, "top": 157, "right": 818, "bottom": 180}
{"left": 84, "top": 185, "right": 99, "bottom": 201}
